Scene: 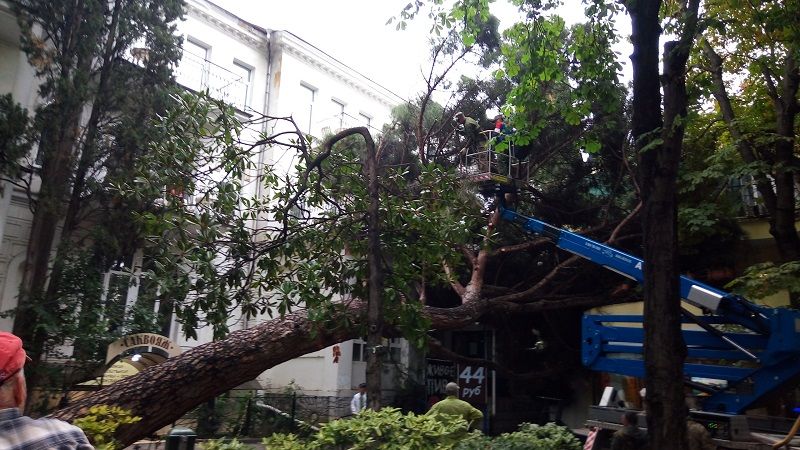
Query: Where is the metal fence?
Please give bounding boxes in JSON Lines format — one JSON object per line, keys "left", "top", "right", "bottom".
{"left": 175, "top": 393, "right": 354, "bottom": 438}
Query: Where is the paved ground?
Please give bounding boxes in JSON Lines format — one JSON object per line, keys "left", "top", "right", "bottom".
{"left": 126, "top": 438, "right": 267, "bottom": 450}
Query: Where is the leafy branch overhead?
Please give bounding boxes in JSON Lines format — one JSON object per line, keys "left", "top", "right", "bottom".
{"left": 125, "top": 92, "right": 485, "bottom": 342}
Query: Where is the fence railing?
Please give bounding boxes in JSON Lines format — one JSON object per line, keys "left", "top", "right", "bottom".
{"left": 175, "top": 51, "right": 248, "bottom": 110}
{"left": 459, "top": 131, "right": 529, "bottom": 183}
{"left": 175, "top": 393, "right": 354, "bottom": 438}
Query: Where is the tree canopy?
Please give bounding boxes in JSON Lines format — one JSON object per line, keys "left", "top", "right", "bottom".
{"left": 0, "top": 0, "right": 796, "bottom": 446}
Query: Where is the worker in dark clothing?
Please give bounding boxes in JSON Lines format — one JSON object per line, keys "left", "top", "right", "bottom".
{"left": 454, "top": 111, "right": 486, "bottom": 154}
{"left": 686, "top": 419, "right": 717, "bottom": 450}
{"left": 610, "top": 411, "right": 648, "bottom": 450}
{"left": 684, "top": 406, "right": 716, "bottom": 450}
{"left": 454, "top": 111, "right": 489, "bottom": 172}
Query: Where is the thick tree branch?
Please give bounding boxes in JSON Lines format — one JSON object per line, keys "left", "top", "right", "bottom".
{"left": 443, "top": 262, "right": 466, "bottom": 296}
{"left": 488, "top": 255, "right": 581, "bottom": 304}
{"left": 491, "top": 236, "right": 550, "bottom": 257}
{"left": 701, "top": 41, "right": 778, "bottom": 215}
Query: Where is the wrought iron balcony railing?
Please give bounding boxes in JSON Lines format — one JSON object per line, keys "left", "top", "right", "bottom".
{"left": 175, "top": 50, "right": 248, "bottom": 110}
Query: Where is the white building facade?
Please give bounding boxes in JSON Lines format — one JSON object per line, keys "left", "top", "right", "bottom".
{"left": 0, "top": 0, "right": 407, "bottom": 409}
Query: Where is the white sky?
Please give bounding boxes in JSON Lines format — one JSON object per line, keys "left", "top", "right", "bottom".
{"left": 215, "top": 0, "right": 632, "bottom": 104}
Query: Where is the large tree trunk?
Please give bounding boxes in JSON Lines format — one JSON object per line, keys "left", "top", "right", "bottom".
{"left": 12, "top": 101, "right": 84, "bottom": 403}
{"left": 49, "top": 301, "right": 472, "bottom": 446}
{"left": 322, "top": 127, "right": 386, "bottom": 408}
{"left": 627, "top": 0, "right": 690, "bottom": 448}
{"left": 49, "top": 292, "right": 623, "bottom": 446}
{"left": 52, "top": 305, "right": 364, "bottom": 445}
{"left": 364, "top": 128, "right": 385, "bottom": 409}
{"left": 655, "top": 32, "right": 697, "bottom": 448}
{"left": 11, "top": 1, "right": 100, "bottom": 402}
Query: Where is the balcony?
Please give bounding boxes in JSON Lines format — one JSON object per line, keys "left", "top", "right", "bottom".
{"left": 175, "top": 51, "right": 248, "bottom": 111}
{"left": 728, "top": 176, "right": 770, "bottom": 218}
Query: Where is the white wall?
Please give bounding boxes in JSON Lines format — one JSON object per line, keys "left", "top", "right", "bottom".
{"left": 264, "top": 31, "right": 400, "bottom": 178}
{"left": 167, "top": 14, "right": 405, "bottom": 397}
{"left": 0, "top": 3, "right": 40, "bottom": 330}
{"left": 0, "top": 0, "right": 407, "bottom": 399}
{"left": 178, "top": 0, "right": 269, "bottom": 116}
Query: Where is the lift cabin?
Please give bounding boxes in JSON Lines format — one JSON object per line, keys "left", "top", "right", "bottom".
{"left": 458, "top": 130, "right": 530, "bottom": 195}
{"left": 460, "top": 167, "right": 800, "bottom": 448}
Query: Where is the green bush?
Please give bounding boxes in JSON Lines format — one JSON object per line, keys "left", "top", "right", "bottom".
{"left": 262, "top": 407, "right": 466, "bottom": 449}
{"left": 260, "top": 409, "right": 581, "bottom": 450}
{"left": 201, "top": 437, "right": 254, "bottom": 450}
{"left": 260, "top": 432, "right": 307, "bottom": 450}
{"left": 456, "top": 423, "right": 582, "bottom": 450}
{"left": 73, "top": 405, "right": 141, "bottom": 450}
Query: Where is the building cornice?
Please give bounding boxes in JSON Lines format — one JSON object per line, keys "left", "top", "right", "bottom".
{"left": 277, "top": 32, "right": 404, "bottom": 108}
{"left": 183, "top": 2, "right": 403, "bottom": 108}
{"left": 185, "top": 1, "right": 268, "bottom": 50}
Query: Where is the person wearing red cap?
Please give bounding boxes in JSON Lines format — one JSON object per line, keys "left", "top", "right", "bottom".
{"left": 0, "top": 332, "right": 94, "bottom": 449}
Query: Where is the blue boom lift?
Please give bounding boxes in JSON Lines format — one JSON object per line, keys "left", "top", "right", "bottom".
{"left": 459, "top": 131, "right": 800, "bottom": 446}
{"left": 499, "top": 206, "right": 800, "bottom": 417}
{"left": 496, "top": 201, "right": 800, "bottom": 447}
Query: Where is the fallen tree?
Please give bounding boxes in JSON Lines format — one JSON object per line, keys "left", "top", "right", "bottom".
{"left": 48, "top": 121, "right": 640, "bottom": 444}
{"left": 39, "top": 37, "right": 641, "bottom": 440}
{"left": 51, "top": 290, "right": 632, "bottom": 446}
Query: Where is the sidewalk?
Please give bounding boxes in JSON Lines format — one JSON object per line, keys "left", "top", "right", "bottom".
{"left": 125, "top": 438, "right": 267, "bottom": 450}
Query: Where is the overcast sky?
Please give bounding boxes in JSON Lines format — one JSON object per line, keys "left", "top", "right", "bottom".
{"left": 214, "top": 0, "right": 632, "bottom": 103}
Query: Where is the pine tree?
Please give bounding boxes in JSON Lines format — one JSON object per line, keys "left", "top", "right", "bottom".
{"left": 7, "top": 0, "right": 184, "bottom": 399}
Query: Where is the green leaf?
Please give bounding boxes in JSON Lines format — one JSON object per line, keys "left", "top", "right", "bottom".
{"left": 584, "top": 140, "right": 601, "bottom": 153}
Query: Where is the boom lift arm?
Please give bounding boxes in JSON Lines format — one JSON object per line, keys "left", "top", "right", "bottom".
{"left": 499, "top": 206, "right": 800, "bottom": 414}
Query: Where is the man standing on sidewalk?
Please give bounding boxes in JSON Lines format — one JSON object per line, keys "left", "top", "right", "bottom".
{"left": 426, "top": 382, "right": 484, "bottom": 431}
{"left": 0, "top": 331, "right": 94, "bottom": 449}
{"left": 350, "top": 382, "right": 368, "bottom": 415}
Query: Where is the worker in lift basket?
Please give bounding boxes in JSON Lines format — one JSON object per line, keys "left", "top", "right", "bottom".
{"left": 455, "top": 111, "right": 489, "bottom": 173}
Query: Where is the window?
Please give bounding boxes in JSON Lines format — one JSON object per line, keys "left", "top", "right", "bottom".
{"left": 177, "top": 38, "right": 210, "bottom": 92}
{"left": 184, "top": 38, "right": 209, "bottom": 59}
{"left": 300, "top": 83, "right": 316, "bottom": 135}
{"left": 730, "top": 175, "right": 770, "bottom": 217}
{"left": 101, "top": 252, "right": 143, "bottom": 335}
{"left": 385, "top": 337, "right": 402, "bottom": 363}
{"left": 33, "top": 141, "right": 45, "bottom": 167}
{"left": 359, "top": 113, "right": 372, "bottom": 129}
{"left": 331, "top": 99, "right": 346, "bottom": 130}
{"left": 230, "top": 61, "right": 252, "bottom": 109}
{"left": 352, "top": 338, "right": 401, "bottom": 363}
{"left": 352, "top": 340, "right": 366, "bottom": 362}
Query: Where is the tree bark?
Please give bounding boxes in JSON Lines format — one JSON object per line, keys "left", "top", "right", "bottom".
{"left": 49, "top": 290, "right": 625, "bottom": 446}
{"left": 364, "top": 129, "right": 384, "bottom": 409}
{"left": 627, "top": 0, "right": 691, "bottom": 447}
{"left": 12, "top": 98, "right": 85, "bottom": 400}
{"left": 11, "top": 0, "right": 103, "bottom": 401}
{"left": 52, "top": 305, "right": 365, "bottom": 445}
{"left": 323, "top": 127, "right": 385, "bottom": 408}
